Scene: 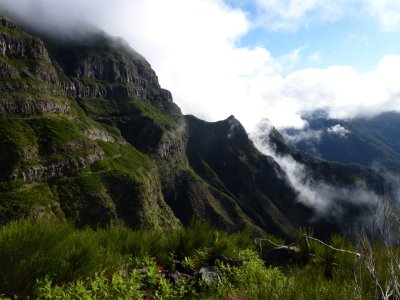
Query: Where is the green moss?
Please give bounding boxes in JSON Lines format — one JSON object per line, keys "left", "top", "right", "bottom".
{"left": 0, "top": 78, "right": 61, "bottom": 94}
{"left": 78, "top": 96, "right": 174, "bottom": 128}
{"left": 50, "top": 173, "right": 115, "bottom": 227}
{"left": 0, "top": 26, "right": 29, "bottom": 38}
{"left": 77, "top": 97, "right": 127, "bottom": 116}
{"left": 0, "top": 116, "right": 37, "bottom": 151}
{"left": 0, "top": 183, "right": 54, "bottom": 204}
{"left": 0, "top": 91, "right": 70, "bottom": 110}
{"left": 27, "top": 116, "right": 90, "bottom": 148}
{"left": 93, "top": 142, "right": 151, "bottom": 173}
{"left": 30, "top": 117, "right": 82, "bottom": 142}
{"left": 131, "top": 98, "right": 174, "bottom": 127}
{"left": 0, "top": 183, "right": 58, "bottom": 224}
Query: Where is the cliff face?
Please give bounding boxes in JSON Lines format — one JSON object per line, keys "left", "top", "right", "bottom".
{"left": 0, "top": 17, "right": 179, "bottom": 230}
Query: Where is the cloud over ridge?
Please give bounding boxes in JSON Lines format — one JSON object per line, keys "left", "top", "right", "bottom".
{"left": 1, "top": 0, "right": 400, "bottom": 131}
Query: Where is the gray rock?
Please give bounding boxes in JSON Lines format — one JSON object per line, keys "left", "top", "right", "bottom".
{"left": 216, "top": 255, "right": 241, "bottom": 267}
{"left": 11, "top": 151, "right": 105, "bottom": 181}
{"left": 167, "top": 271, "right": 192, "bottom": 285}
{"left": 199, "top": 266, "right": 222, "bottom": 286}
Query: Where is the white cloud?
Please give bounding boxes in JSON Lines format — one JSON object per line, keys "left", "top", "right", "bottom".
{"left": 327, "top": 124, "right": 350, "bottom": 137}
{"left": 251, "top": 0, "right": 361, "bottom": 31}
{"left": 283, "top": 129, "right": 323, "bottom": 143}
{"left": 367, "top": 0, "right": 400, "bottom": 30}
{"left": 246, "top": 0, "right": 400, "bottom": 32}
{"left": 251, "top": 120, "right": 379, "bottom": 216}
{"left": 1, "top": 0, "right": 400, "bottom": 133}
{"left": 269, "top": 55, "right": 400, "bottom": 128}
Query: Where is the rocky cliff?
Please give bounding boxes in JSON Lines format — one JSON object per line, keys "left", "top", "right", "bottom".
{"left": 0, "top": 16, "right": 179, "bottom": 230}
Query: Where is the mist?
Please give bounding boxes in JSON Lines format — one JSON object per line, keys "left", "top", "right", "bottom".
{"left": 1, "top": 0, "right": 400, "bottom": 132}
{"left": 251, "top": 119, "right": 381, "bottom": 220}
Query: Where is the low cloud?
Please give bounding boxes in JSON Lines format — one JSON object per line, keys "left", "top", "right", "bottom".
{"left": 327, "top": 124, "right": 350, "bottom": 137}
{"left": 368, "top": 0, "right": 400, "bottom": 31}
{"left": 282, "top": 128, "right": 323, "bottom": 144}
{"left": 251, "top": 119, "right": 379, "bottom": 217}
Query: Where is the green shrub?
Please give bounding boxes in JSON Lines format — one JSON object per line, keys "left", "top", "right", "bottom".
{"left": 232, "top": 249, "right": 287, "bottom": 299}
{"left": 96, "top": 226, "right": 166, "bottom": 259}
{"left": 0, "top": 219, "right": 105, "bottom": 297}
{"left": 2, "top": 217, "right": 390, "bottom": 299}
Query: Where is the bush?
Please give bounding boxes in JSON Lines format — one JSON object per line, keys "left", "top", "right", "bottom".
{"left": 0, "top": 219, "right": 105, "bottom": 297}
{"left": 232, "top": 249, "right": 287, "bottom": 299}
{"left": 2, "top": 217, "right": 388, "bottom": 299}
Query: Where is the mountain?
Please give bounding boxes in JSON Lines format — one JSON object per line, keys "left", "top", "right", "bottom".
{"left": 281, "top": 111, "right": 400, "bottom": 171}
{"left": 0, "top": 15, "right": 393, "bottom": 240}
{"left": 0, "top": 15, "right": 307, "bottom": 238}
{"left": 0, "top": 16, "right": 181, "bottom": 230}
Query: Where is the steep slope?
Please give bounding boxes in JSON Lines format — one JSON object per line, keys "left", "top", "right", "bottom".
{"left": 0, "top": 16, "right": 179, "bottom": 229}
{"left": 281, "top": 111, "right": 400, "bottom": 171}
{"left": 184, "top": 115, "right": 315, "bottom": 237}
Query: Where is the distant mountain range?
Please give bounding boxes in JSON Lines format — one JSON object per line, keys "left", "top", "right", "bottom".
{"left": 281, "top": 111, "right": 400, "bottom": 171}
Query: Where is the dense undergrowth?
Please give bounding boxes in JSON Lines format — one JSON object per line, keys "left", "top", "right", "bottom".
{"left": 0, "top": 219, "right": 398, "bottom": 299}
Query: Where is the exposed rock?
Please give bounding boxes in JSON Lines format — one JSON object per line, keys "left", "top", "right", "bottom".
{"left": 61, "top": 79, "right": 172, "bottom": 103}
{"left": 262, "top": 245, "right": 300, "bottom": 266}
{"left": 84, "top": 128, "right": 114, "bottom": 142}
{"left": 0, "top": 59, "right": 18, "bottom": 78}
{"left": 18, "top": 149, "right": 39, "bottom": 160}
{"left": 199, "top": 266, "right": 222, "bottom": 286}
{"left": 167, "top": 271, "right": 192, "bottom": 285}
{"left": 157, "top": 140, "right": 182, "bottom": 159}
{"left": 0, "top": 100, "right": 70, "bottom": 115}
{"left": 11, "top": 151, "right": 104, "bottom": 181}
{"left": 215, "top": 256, "right": 241, "bottom": 267}
{"left": 0, "top": 32, "right": 51, "bottom": 62}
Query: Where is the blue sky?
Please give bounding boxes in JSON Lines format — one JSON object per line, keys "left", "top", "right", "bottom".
{"left": 2, "top": 0, "right": 400, "bottom": 130}
{"left": 231, "top": 1, "right": 400, "bottom": 72}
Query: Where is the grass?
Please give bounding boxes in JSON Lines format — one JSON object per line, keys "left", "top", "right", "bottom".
{"left": 0, "top": 220, "right": 104, "bottom": 296}
{"left": 0, "top": 183, "right": 59, "bottom": 225}
{"left": 0, "top": 57, "right": 57, "bottom": 78}
{"left": 78, "top": 96, "right": 175, "bottom": 128}
{"left": 0, "top": 92, "right": 70, "bottom": 111}
{"left": 94, "top": 141, "right": 152, "bottom": 173}
{"left": 0, "top": 219, "right": 255, "bottom": 298}
{"left": 1, "top": 218, "right": 397, "bottom": 299}
{"left": 0, "top": 25, "right": 30, "bottom": 38}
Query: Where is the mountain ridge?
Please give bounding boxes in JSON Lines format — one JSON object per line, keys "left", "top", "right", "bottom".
{"left": 0, "top": 15, "right": 394, "bottom": 240}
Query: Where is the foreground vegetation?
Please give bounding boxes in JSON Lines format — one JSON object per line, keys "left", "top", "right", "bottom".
{"left": 0, "top": 219, "right": 399, "bottom": 299}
